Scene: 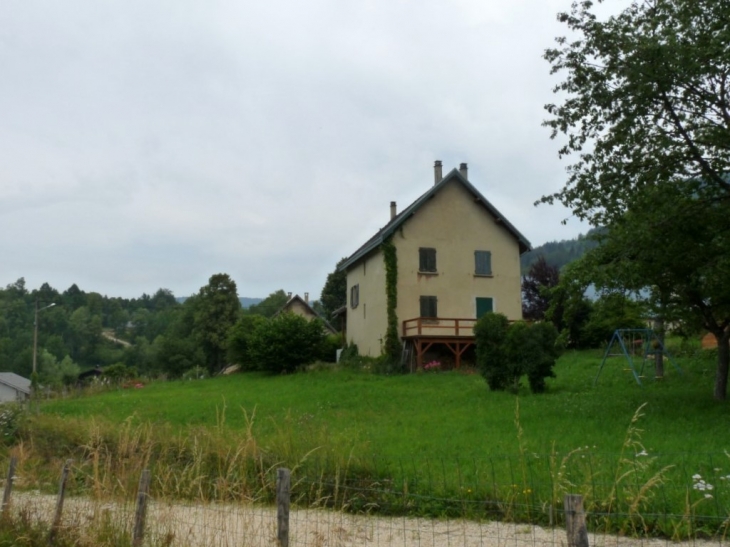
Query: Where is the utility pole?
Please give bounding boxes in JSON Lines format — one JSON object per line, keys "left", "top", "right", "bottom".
{"left": 32, "top": 299, "right": 56, "bottom": 376}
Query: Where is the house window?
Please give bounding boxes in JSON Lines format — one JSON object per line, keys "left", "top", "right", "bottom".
{"left": 419, "top": 248, "right": 437, "bottom": 273}
{"left": 420, "top": 295, "right": 438, "bottom": 318}
{"left": 350, "top": 284, "right": 359, "bottom": 309}
{"left": 476, "top": 297, "right": 493, "bottom": 319}
{"left": 475, "top": 250, "right": 492, "bottom": 276}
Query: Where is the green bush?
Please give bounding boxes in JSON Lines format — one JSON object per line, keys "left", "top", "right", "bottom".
{"left": 226, "top": 314, "right": 268, "bottom": 370}
{"left": 102, "top": 363, "right": 137, "bottom": 383}
{"left": 476, "top": 313, "right": 561, "bottom": 393}
{"left": 580, "top": 292, "right": 646, "bottom": 348}
{"left": 474, "top": 312, "right": 511, "bottom": 390}
{"left": 319, "top": 334, "right": 343, "bottom": 363}
{"left": 248, "top": 313, "right": 325, "bottom": 374}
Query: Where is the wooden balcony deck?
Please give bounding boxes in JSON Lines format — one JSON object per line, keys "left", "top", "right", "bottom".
{"left": 401, "top": 317, "right": 477, "bottom": 371}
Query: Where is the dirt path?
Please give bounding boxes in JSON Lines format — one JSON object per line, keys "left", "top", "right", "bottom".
{"left": 10, "top": 492, "right": 727, "bottom": 547}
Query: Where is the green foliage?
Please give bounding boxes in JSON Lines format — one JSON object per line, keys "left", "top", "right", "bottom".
{"left": 226, "top": 314, "right": 268, "bottom": 370}
{"left": 248, "top": 313, "right": 325, "bottom": 374}
{"left": 153, "top": 334, "right": 205, "bottom": 378}
{"left": 581, "top": 293, "right": 647, "bottom": 349}
{"left": 39, "top": 351, "right": 80, "bottom": 388}
{"left": 319, "top": 258, "right": 348, "bottom": 319}
{"left": 381, "top": 237, "right": 402, "bottom": 369}
{"left": 476, "top": 313, "right": 561, "bottom": 393}
{"left": 522, "top": 255, "right": 560, "bottom": 321}
{"left": 181, "top": 366, "right": 209, "bottom": 380}
{"left": 0, "top": 403, "right": 25, "bottom": 445}
{"left": 319, "top": 333, "right": 343, "bottom": 363}
{"left": 245, "top": 289, "right": 289, "bottom": 318}
{"left": 542, "top": 0, "right": 730, "bottom": 225}
{"left": 103, "top": 363, "right": 137, "bottom": 383}
{"left": 541, "top": 0, "right": 730, "bottom": 400}
{"left": 193, "top": 273, "right": 241, "bottom": 374}
{"left": 474, "top": 312, "right": 510, "bottom": 390}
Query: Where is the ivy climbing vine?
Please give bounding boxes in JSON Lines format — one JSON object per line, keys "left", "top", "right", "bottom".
{"left": 381, "top": 236, "right": 402, "bottom": 366}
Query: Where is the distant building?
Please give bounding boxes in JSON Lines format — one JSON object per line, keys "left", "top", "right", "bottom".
{"left": 276, "top": 293, "right": 338, "bottom": 335}
{"left": 0, "top": 372, "right": 31, "bottom": 403}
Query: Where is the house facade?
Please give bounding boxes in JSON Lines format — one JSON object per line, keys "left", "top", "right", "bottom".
{"left": 339, "top": 162, "right": 531, "bottom": 362}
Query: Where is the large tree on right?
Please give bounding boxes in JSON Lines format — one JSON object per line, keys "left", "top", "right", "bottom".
{"left": 542, "top": 0, "right": 730, "bottom": 399}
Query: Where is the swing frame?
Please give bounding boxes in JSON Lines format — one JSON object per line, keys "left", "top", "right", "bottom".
{"left": 594, "top": 328, "right": 683, "bottom": 386}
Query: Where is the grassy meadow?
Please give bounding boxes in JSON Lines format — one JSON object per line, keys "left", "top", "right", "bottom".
{"left": 10, "top": 346, "right": 730, "bottom": 538}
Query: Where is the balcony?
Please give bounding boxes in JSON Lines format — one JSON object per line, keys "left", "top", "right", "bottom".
{"left": 401, "top": 317, "right": 477, "bottom": 371}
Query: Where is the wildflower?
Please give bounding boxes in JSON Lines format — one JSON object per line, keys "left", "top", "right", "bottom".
{"left": 635, "top": 449, "right": 648, "bottom": 457}
{"left": 692, "top": 474, "right": 702, "bottom": 480}
{"left": 705, "top": 494, "right": 713, "bottom": 499}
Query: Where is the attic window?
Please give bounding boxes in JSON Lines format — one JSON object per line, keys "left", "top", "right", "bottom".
{"left": 350, "top": 284, "right": 359, "bottom": 309}
{"left": 419, "top": 248, "right": 437, "bottom": 273}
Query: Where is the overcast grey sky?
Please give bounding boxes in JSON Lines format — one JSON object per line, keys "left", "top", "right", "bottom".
{"left": 1, "top": 0, "right": 605, "bottom": 300}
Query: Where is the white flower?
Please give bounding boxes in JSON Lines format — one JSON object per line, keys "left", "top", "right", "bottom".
{"left": 692, "top": 474, "right": 702, "bottom": 480}
{"left": 705, "top": 494, "right": 713, "bottom": 499}
{"left": 635, "top": 450, "right": 648, "bottom": 457}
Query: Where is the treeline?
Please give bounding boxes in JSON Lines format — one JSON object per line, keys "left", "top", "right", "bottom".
{"left": 0, "top": 275, "right": 335, "bottom": 385}
{"left": 520, "top": 228, "right": 603, "bottom": 274}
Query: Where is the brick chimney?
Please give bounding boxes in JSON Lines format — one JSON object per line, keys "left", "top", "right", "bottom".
{"left": 459, "top": 162, "right": 468, "bottom": 180}
{"left": 390, "top": 201, "right": 397, "bottom": 220}
{"left": 434, "top": 160, "right": 443, "bottom": 185}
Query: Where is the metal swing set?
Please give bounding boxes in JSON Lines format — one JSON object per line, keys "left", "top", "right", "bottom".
{"left": 594, "top": 328, "right": 683, "bottom": 386}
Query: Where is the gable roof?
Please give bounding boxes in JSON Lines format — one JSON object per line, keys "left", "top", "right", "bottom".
{"left": 0, "top": 372, "right": 31, "bottom": 395}
{"left": 275, "top": 294, "right": 338, "bottom": 334}
{"left": 339, "top": 168, "right": 532, "bottom": 271}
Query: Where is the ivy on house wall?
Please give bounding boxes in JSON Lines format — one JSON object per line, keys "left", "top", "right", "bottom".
{"left": 381, "top": 236, "right": 402, "bottom": 366}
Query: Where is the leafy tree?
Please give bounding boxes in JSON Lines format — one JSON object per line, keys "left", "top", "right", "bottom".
{"left": 248, "top": 313, "right": 325, "bottom": 374}
{"left": 246, "top": 289, "right": 289, "bottom": 318}
{"left": 227, "top": 314, "right": 267, "bottom": 370}
{"left": 522, "top": 255, "right": 560, "bottom": 321}
{"left": 320, "top": 259, "right": 347, "bottom": 319}
{"left": 193, "top": 274, "right": 241, "bottom": 374}
{"left": 542, "top": 0, "right": 730, "bottom": 226}
{"left": 569, "top": 185, "right": 730, "bottom": 397}
{"left": 542, "top": 0, "right": 730, "bottom": 398}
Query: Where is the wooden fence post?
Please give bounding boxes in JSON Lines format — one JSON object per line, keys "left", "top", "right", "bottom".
{"left": 564, "top": 494, "right": 589, "bottom": 547}
{"left": 1, "top": 456, "right": 17, "bottom": 516}
{"left": 277, "top": 468, "right": 291, "bottom": 547}
{"left": 133, "top": 469, "right": 151, "bottom": 547}
{"left": 48, "top": 459, "right": 73, "bottom": 546}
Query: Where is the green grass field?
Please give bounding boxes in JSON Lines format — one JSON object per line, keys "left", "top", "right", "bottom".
{"left": 21, "top": 347, "right": 730, "bottom": 537}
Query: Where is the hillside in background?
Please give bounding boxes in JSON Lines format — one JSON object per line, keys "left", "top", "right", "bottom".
{"left": 520, "top": 228, "right": 603, "bottom": 274}
{"left": 176, "top": 296, "right": 263, "bottom": 308}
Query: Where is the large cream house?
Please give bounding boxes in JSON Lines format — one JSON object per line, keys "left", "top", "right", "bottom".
{"left": 338, "top": 162, "right": 531, "bottom": 367}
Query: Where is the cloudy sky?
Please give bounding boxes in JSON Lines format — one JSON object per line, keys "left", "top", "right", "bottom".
{"left": 1, "top": 0, "right": 608, "bottom": 300}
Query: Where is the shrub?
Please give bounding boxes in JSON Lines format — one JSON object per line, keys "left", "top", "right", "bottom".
{"left": 319, "top": 334, "right": 343, "bottom": 363}
{"left": 476, "top": 313, "right": 561, "bottom": 393}
{"left": 248, "top": 314, "right": 325, "bottom": 374}
{"left": 227, "top": 314, "right": 268, "bottom": 370}
{"left": 474, "top": 312, "right": 511, "bottom": 390}
{"left": 103, "top": 363, "right": 137, "bottom": 383}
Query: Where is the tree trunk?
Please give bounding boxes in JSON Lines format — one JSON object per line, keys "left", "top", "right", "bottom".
{"left": 714, "top": 331, "right": 729, "bottom": 401}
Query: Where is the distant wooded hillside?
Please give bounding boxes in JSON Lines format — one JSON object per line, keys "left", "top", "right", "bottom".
{"left": 520, "top": 228, "right": 603, "bottom": 274}
{"left": 176, "top": 296, "right": 263, "bottom": 309}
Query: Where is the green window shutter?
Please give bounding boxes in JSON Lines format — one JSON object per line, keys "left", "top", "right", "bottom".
{"left": 476, "top": 297, "right": 493, "bottom": 318}
{"left": 419, "top": 248, "right": 437, "bottom": 272}
{"left": 475, "top": 250, "right": 492, "bottom": 275}
{"left": 420, "top": 296, "right": 438, "bottom": 318}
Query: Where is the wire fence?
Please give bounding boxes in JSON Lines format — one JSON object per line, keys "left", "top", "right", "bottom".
{"left": 2, "top": 460, "right": 730, "bottom": 547}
